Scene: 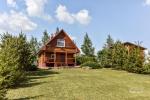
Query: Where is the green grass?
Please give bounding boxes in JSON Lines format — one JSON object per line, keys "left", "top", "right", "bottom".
{"left": 7, "top": 68, "right": 150, "bottom": 100}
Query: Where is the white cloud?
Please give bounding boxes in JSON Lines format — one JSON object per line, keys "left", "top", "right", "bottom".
{"left": 0, "top": 10, "right": 37, "bottom": 33}
{"left": 74, "top": 10, "right": 91, "bottom": 25}
{"left": 6, "top": 0, "right": 17, "bottom": 7}
{"left": 55, "top": 5, "right": 74, "bottom": 24}
{"left": 41, "top": 14, "right": 53, "bottom": 22}
{"left": 144, "top": 0, "right": 150, "bottom": 6}
{"left": 25, "top": 0, "right": 46, "bottom": 16}
{"left": 55, "top": 5, "right": 91, "bottom": 25}
{"left": 25, "top": 0, "right": 53, "bottom": 22}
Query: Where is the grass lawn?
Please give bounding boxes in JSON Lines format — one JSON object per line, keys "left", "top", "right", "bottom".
{"left": 7, "top": 68, "right": 150, "bottom": 100}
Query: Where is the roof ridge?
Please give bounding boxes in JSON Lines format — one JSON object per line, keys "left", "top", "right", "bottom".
{"left": 123, "top": 42, "right": 146, "bottom": 50}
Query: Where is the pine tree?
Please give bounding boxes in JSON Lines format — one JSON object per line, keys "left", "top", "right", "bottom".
{"left": 142, "top": 51, "right": 150, "bottom": 74}
{"left": 42, "top": 30, "right": 49, "bottom": 45}
{"left": 30, "top": 36, "right": 39, "bottom": 54}
{"left": 111, "top": 40, "right": 128, "bottom": 69}
{"left": 0, "top": 32, "right": 31, "bottom": 87}
{"left": 127, "top": 48, "right": 144, "bottom": 73}
{"left": 97, "top": 48, "right": 109, "bottom": 67}
{"left": 17, "top": 33, "right": 32, "bottom": 71}
{"left": 29, "top": 36, "right": 40, "bottom": 65}
{"left": 104, "top": 35, "right": 114, "bottom": 48}
{"left": 56, "top": 27, "right": 60, "bottom": 34}
{"left": 0, "top": 77, "right": 6, "bottom": 100}
{"left": 0, "top": 33, "right": 29, "bottom": 99}
{"left": 81, "top": 33, "right": 95, "bottom": 56}
{"left": 98, "top": 35, "right": 114, "bottom": 67}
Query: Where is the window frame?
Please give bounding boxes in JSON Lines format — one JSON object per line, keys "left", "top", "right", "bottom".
{"left": 50, "top": 54, "right": 55, "bottom": 59}
{"left": 57, "top": 39, "right": 65, "bottom": 47}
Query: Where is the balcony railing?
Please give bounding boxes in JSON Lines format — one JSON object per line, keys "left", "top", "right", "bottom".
{"left": 45, "top": 57, "right": 75, "bottom": 64}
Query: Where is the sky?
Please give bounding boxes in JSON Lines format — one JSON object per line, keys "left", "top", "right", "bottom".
{"left": 1, "top": 0, "right": 150, "bottom": 52}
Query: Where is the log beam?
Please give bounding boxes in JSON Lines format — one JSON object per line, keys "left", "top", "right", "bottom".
{"left": 65, "top": 52, "right": 68, "bottom": 66}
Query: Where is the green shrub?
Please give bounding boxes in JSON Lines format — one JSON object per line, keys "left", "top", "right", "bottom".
{"left": 0, "top": 88, "right": 6, "bottom": 100}
{"left": 127, "top": 66, "right": 144, "bottom": 74}
{"left": 124, "top": 48, "right": 144, "bottom": 74}
{"left": 0, "top": 78, "right": 7, "bottom": 100}
{"left": 81, "top": 61, "right": 102, "bottom": 69}
{"left": 97, "top": 49, "right": 113, "bottom": 68}
{"left": 141, "top": 65, "right": 150, "bottom": 74}
{"left": 0, "top": 33, "right": 32, "bottom": 88}
{"left": 76, "top": 55, "right": 97, "bottom": 65}
{"left": 28, "top": 65, "right": 38, "bottom": 71}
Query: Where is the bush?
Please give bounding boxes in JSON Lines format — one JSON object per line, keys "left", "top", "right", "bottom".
{"left": 124, "top": 48, "right": 144, "bottom": 74}
{"left": 0, "top": 88, "right": 6, "bottom": 100}
{"left": 76, "top": 55, "right": 97, "bottom": 65}
{"left": 0, "top": 34, "right": 26, "bottom": 87}
{"left": 126, "top": 66, "right": 144, "bottom": 74}
{"left": 28, "top": 65, "right": 38, "bottom": 71}
{"left": 0, "top": 78, "right": 7, "bottom": 100}
{"left": 111, "top": 41, "right": 129, "bottom": 70}
{"left": 141, "top": 65, "right": 150, "bottom": 74}
{"left": 0, "top": 33, "right": 33, "bottom": 88}
{"left": 81, "top": 61, "right": 102, "bottom": 69}
{"left": 97, "top": 49, "right": 113, "bottom": 68}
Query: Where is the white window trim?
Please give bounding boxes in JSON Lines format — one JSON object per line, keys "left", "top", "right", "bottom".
{"left": 50, "top": 54, "right": 55, "bottom": 59}
{"left": 57, "top": 39, "right": 65, "bottom": 47}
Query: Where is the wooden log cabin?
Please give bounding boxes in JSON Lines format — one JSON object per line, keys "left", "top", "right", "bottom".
{"left": 38, "top": 29, "right": 80, "bottom": 68}
{"left": 123, "top": 42, "right": 146, "bottom": 58}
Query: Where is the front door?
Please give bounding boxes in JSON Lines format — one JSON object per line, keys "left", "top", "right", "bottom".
{"left": 60, "top": 53, "right": 65, "bottom": 62}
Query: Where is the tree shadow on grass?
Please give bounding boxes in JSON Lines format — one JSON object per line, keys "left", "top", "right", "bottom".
{"left": 13, "top": 69, "right": 59, "bottom": 89}
{"left": 27, "top": 70, "right": 59, "bottom": 80}
{"left": 12, "top": 95, "right": 44, "bottom": 100}
{"left": 13, "top": 81, "right": 47, "bottom": 89}
{"left": 28, "top": 69, "right": 59, "bottom": 77}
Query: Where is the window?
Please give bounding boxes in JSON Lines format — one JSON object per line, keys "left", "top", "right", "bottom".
{"left": 57, "top": 39, "right": 65, "bottom": 47}
{"left": 50, "top": 54, "right": 55, "bottom": 59}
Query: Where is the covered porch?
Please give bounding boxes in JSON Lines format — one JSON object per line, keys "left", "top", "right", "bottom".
{"left": 44, "top": 52, "right": 76, "bottom": 67}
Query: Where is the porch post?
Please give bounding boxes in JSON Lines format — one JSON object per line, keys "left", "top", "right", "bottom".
{"left": 65, "top": 51, "right": 68, "bottom": 66}
{"left": 74, "top": 48, "right": 77, "bottom": 66}
{"left": 54, "top": 52, "right": 56, "bottom": 67}
{"left": 74, "top": 52, "right": 77, "bottom": 66}
{"left": 43, "top": 52, "right": 46, "bottom": 67}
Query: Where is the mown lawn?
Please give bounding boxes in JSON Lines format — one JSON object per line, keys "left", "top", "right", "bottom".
{"left": 7, "top": 68, "right": 150, "bottom": 100}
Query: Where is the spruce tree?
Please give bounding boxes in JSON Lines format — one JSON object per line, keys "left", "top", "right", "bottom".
{"left": 127, "top": 48, "right": 144, "bottom": 73}
{"left": 0, "top": 32, "right": 37, "bottom": 99}
{"left": 111, "top": 40, "right": 128, "bottom": 69}
{"left": 81, "top": 33, "right": 95, "bottom": 56}
{"left": 56, "top": 27, "right": 60, "bottom": 34}
{"left": 29, "top": 36, "right": 40, "bottom": 65}
{"left": 104, "top": 34, "right": 114, "bottom": 48}
{"left": 42, "top": 30, "right": 49, "bottom": 45}
{"left": 0, "top": 76, "right": 6, "bottom": 99}
{"left": 97, "top": 48, "right": 109, "bottom": 67}
{"left": 98, "top": 35, "right": 114, "bottom": 67}
{"left": 0, "top": 33, "right": 31, "bottom": 87}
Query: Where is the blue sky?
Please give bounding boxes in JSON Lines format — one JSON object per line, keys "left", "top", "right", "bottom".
{"left": 1, "top": 0, "right": 150, "bottom": 52}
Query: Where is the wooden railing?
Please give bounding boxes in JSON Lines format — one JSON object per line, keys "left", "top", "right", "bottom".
{"left": 45, "top": 57, "right": 75, "bottom": 64}
{"left": 45, "top": 57, "right": 54, "bottom": 62}
{"left": 67, "top": 58, "right": 75, "bottom": 64}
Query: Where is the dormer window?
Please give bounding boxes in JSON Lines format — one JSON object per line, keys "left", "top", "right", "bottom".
{"left": 57, "top": 39, "right": 65, "bottom": 47}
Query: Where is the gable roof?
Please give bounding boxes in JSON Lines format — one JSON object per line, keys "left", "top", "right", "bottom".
{"left": 123, "top": 42, "right": 146, "bottom": 50}
{"left": 38, "top": 29, "right": 80, "bottom": 54}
